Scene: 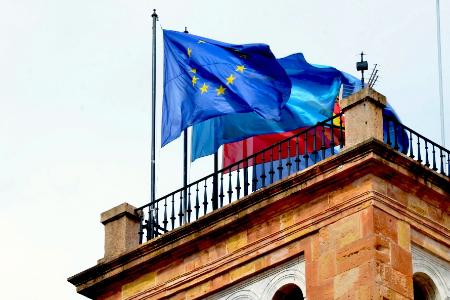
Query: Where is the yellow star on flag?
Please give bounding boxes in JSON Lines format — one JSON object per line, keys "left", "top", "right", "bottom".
{"left": 236, "top": 65, "right": 246, "bottom": 73}
{"left": 187, "top": 48, "right": 192, "bottom": 57}
{"left": 192, "top": 75, "right": 198, "bottom": 86}
{"left": 226, "top": 74, "right": 236, "bottom": 85}
{"left": 190, "top": 68, "right": 197, "bottom": 73}
{"left": 200, "top": 83, "right": 209, "bottom": 94}
{"left": 216, "top": 85, "right": 226, "bottom": 96}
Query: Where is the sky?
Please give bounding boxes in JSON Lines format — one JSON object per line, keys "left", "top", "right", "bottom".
{"left": 0, "top": 1, "right": 449, "bottom": 299}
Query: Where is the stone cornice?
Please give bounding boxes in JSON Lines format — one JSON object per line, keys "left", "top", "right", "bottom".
{"left": 68, "top": 139, "right": 449, "bottom": 298}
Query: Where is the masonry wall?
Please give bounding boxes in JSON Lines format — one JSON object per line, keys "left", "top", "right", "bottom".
{"left": 83, "top": 147, "right": 448, "bottom": 300}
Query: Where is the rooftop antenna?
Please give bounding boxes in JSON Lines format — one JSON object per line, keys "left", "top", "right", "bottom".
{"left": 368, "top": 64, "right": 379, "bottom": 88}
{"left": 371, "top": 75, "right": 379, "bottom": 87}
{"left": 356, "top": 52, "right": 368, "bottom": 88}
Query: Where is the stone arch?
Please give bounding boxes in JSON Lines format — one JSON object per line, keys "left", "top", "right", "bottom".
{"left": 261, "top": 269, "right": 306, "bottom": 300}
{"left": 413, "top": 272, "right": 439, "bottom": 300}
{"left": 224, "top": 289, "right": 258, "bottom": 300}
{"left": 272, "top": 283, "right": 304, "bottom": 300}
{"left": 412, "top": 248, "right": 449, "bottom": 300}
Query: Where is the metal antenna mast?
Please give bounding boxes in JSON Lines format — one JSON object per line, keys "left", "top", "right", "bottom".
{"left": 356, "top": 52, "right": 368, "bottom": 88}
{"left": 368, "top": 64, "right": 379, "bottom": 88}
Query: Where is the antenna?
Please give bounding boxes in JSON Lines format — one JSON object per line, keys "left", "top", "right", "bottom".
{"left": 356, "top": 52, "right": 368, "bottom": 87}
{"left": 368, "top": 64, "right": 380, "bottom": 88}
{"left": 371, "top": 75, "right": 379, "bottom": 87}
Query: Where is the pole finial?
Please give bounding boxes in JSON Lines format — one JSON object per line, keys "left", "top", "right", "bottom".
{"left": 184, "top": 26, "right": 189, "bottom": 33}
{"left": 151, "top": 9, "right": 158, "bottom": 18}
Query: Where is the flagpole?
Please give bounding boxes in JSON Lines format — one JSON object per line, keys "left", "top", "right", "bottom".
{"left": 151, "top": 9, "right": 158, "bottom": 206}
{"left": 183, "top": 128, "right": 188, "bottom": 224}
{"left": 183, "top": 27, "right": 189, "bottom": 224}
{"left": 435, "top": 0, "right": 446, "bottom": 147}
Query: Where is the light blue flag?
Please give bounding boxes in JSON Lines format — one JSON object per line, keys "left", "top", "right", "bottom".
{"left": 192, "top": 53, "right": 356, "bottom": 160}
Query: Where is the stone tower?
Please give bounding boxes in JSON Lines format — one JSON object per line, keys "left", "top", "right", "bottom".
{"left": 68, "top": 89, "right": 449, "bottom": 299}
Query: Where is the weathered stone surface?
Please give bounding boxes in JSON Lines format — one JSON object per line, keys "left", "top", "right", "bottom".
{"left": 101, "top": 202, "right": 140, "bottom": 260}
{"left": 68, "top": 140, "right": 449, "bottom": 299}
{"left": 341, "top": 88, "right": 387, "bottom": 147}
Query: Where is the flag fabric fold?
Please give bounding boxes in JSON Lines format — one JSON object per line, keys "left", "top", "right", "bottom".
{"left": 161, "top": 30, "right": 291, "bottom": 147}
{"left": 192, "top": 53, "right": 357, "bottom": 160}
{"left": 223, "top": 103, "right": 344, "bottom": 168}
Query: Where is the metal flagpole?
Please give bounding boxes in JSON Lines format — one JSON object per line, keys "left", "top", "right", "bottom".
{"left": 183, "top": 27, "right": 189, "bottom": 224}
{"left": 435, "top": 0, "right": 446, "bottom": 147}
{"left": 183, "top": 128, "right": 188, "bottom": 224}
{"left": 151, "top": 9, "right": 158, "bottom": 205}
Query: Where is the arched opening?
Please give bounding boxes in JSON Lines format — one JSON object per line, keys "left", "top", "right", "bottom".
{"left": 272, "top": 283, "right": 304, "bottom": 300}
{"left": 413, "top": 272, "right": 439, "bottom": 300}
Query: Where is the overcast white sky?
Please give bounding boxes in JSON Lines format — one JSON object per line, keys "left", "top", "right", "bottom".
{"left": 1, "top": 1, "right": 449, "bottom": 299}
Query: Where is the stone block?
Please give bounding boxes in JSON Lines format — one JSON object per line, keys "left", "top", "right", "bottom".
{"left": 390, "top": 243, "right": 412, "bottom": 276}
{"left": 374, "top": 261, "right": 413, "bottom": 297}
{"left": 407, "top": 196, "right": 429, "bottom": 217}
{"left": 310, "top": 278, "right": 334, "bottom": 300}
{"left": 98, "top": 286, "right": 121, "bottom": 300}
{"left": 361, "top": 206, "right": 374, "bottom": 237}
{"left": 341, "top": 88, "right": 387, "bottom": 147}
{"left": 226, "top": 231, "right": 247, "bottom": 253}
{"left": 280, "top": 210, "right": 294, "bottom": 229}
{"left": 229, "top": 261, "right": 255, "bottom": 281}
{"left": 158, "top": 259, "right": 184, "bottom": 284}
{"left": 318, "top": 251, "right": 336, "bottom": 280}
{"left": 333, "top": 212, "right": 362, "bottom": 249}
{"left": 122, "top": 271, "right": 156, "bottom": 299}
{"left": 396, "top": 220, "right": 411, "bottom": 251}
{"left": 206, "top": 241, "right": 227, "bottom": 261}
{"left": 211, "top": 272, "right": 230, "bottom": 290}
{"left": 101, "top": 202, "right": 140, "bottom": 259}
{"left": 267, "top": 246, "right": 290, "bottom": 265}
{"left": 336, "top": 236, "right": 375, "bottom": 274}
{"left": 185, "top": 280, "right": 212, "bottom": 300}
{"left": 334, "top": 267, "right": 360, "bottom": 299}
{"left": 374, "top": 208, "right": 398, "bottom": 243}
{"left": 318, "top": 226, "right": 335, "bottom": 255}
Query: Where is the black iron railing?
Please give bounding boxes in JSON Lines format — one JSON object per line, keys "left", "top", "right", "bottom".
{"left": 136, "top": 113, "right": 345, "bottom": 243}
{"left": 384, "top": 116, "right": 450, "bottom": 177}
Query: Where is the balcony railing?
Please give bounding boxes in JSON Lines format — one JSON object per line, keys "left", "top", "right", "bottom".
{"left": 136, "top": 110, "right": 450, "bottom": 244}
{"left": 384, "top": 116, "right": 450, "bottom": 177}
{"left": 136, "top": 113, "right": 345, "bottom": 243}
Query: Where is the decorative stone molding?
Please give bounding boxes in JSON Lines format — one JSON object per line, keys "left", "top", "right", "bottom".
{"left": 412, "top": 244, "right": 450, "bottom": 300}
{"left": 206, "top": 256, "right": 306, "bottom": 300}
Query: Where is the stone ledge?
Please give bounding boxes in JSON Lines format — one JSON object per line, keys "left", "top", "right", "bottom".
{"left": 101, "top": 202, "right": 140, "bottom": 225}
{"left": 341, "top": 87, "right": 387, "bottom": 111}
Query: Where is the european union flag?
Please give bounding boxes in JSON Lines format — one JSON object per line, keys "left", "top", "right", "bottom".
{"left": 161, "top": 30, "right": 291, "bottom": 147}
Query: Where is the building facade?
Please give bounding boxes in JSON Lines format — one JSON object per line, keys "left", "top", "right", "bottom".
{"left": 69, "top": 89, "right": 449, "bottom": 299}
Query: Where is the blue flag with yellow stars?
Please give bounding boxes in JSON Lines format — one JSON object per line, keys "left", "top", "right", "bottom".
{"left": 161, "top": 30, "right": 291, "bottom": 147}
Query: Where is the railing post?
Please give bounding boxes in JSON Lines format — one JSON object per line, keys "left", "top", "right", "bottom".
{"left": 340, "top": 87, "right": 387, "bottom": 148}
{"left": 100, "top": 203, "right": 140, "bottom": 260}
{"left": 212, "top": 152, "right": 219, "bottom": 210}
